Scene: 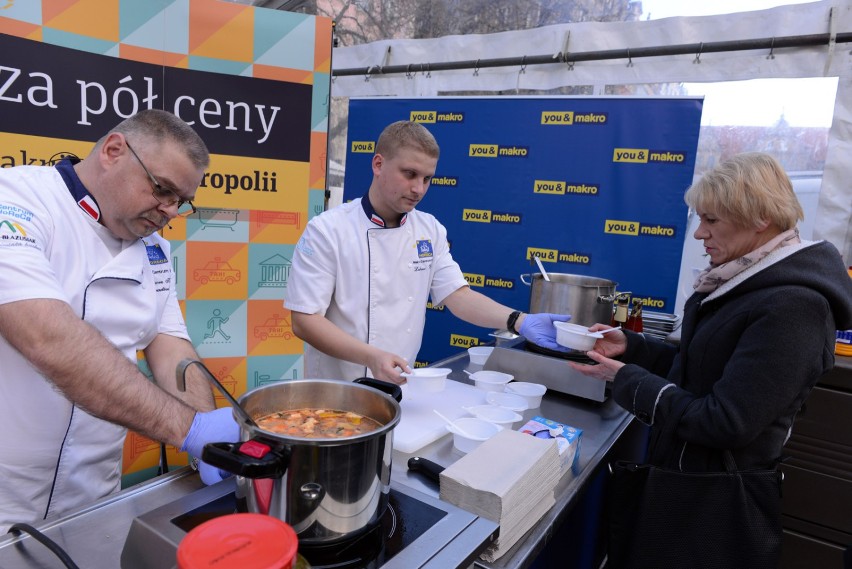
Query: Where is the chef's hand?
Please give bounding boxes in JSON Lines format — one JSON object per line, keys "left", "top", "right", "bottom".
{"left": 567, "top": 349, "right": 625, "bottom": 382}
{"left": 518, "top": 312, "right": 571, "bottom": 351}
{"left": 366, "top": 349, "right": 412, "bottom": 385}
{"left": 180, "top": 407, "right": 240, "bottom": 485}
{"left": 587, "top": 323, "right": 628, "bottom": 358}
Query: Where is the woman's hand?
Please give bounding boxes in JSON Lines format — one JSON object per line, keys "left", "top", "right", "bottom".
{"left": 567, "top": 349, "right": 625, "bottom": 382}
{"left": 587, "top": 323, "right": 627, "bottom": 358}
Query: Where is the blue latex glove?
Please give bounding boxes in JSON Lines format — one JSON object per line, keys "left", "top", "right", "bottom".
{"left": 180, "top": 407, "right": 240, "bottom": 485}
{"left": 519, "top": 312, "right": 572, "bottom": 351}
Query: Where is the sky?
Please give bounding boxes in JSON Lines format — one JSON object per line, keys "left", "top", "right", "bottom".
{"left": 638, "top": 0, "right": 816, "bottom": 20}
{"left": 637, "top": 0, "right": 836, "bottom": 127}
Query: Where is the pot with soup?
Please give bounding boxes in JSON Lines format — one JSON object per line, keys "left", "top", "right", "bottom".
{"left": 202, "top": 377, "right": 402, "bottom": 545}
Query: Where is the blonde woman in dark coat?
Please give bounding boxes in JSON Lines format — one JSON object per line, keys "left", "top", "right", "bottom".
{"left": 571, "top": 152, "right": 852, "bottom": 568}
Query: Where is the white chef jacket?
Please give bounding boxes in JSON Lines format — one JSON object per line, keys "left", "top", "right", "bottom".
{"left": 284, "top": 196, "right": 468, "bottom": 380}
{"left": 0, "top": 160, "right": 189, "bottom": 531}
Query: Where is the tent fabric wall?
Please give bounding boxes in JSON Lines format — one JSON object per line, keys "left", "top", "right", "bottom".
{"left": 330, "top": 1, "right": 852, "bottom": 263}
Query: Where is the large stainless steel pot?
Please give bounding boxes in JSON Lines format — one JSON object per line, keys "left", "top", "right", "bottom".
{"left": 203, "top": 378, "right": 402, "bottom": 546}
{"left": 520, "top": 273, "right": 617, "bottom": 327}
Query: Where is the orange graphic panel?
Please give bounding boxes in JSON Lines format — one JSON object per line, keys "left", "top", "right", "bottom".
{"left": 249, "top": 209, "right": 304, "bottom": 243}
{"left": 0, "top": 17, "right": 42, "bottom": 40}
{"left": 186, "top": 241, "right": 248, "bottom": 300}
{"left": 314, "top": 17, "right": 332, "bottom": 73}
{"left": 44, "top": 0, "right": 119, "bottom": 42}
{"left": 122, "top": 433, "right": 187, "bottom": 476}
{"left": 120, "top": 44, "right": 188, "bottom": 69}
{"left": 189, "top": 0, "right": 253, "bottom": 62}
{"left": 310, "top": 130, "right": 328, "bottom": 190}
{"left": 247, "top": 302, "right": 302, "bottom": 356}
{"left": 161, "top": 214, "right": 188, "bottom": 241}
{"left": 121, "top": 431, "right": 160, "bottom": 474}
{"left": 253, "top": 64, "right": 313, "bottom": 84}
{"left": 202, "top": 356, "right": 249, "bottom": 404}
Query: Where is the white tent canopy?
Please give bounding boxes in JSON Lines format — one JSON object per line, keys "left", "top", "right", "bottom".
{"left": 331, "top": 0, "right": 852, "bottom": 262}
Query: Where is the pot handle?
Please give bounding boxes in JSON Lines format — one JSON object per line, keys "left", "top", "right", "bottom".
{"left": 202, "top": 439, "right": 290, "bottom": 479}
{"left": 354, "top": 377, "right": 403, "bottom": 402}
{"left": 407, "top": 456, "right": 445, "bottom": 484}
{"left": 520, "top": 273, "right": 533, "bottom": 286}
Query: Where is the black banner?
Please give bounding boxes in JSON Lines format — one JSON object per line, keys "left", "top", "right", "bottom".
{"left": 0, "top": 33, "right": 311, "bottom": 161}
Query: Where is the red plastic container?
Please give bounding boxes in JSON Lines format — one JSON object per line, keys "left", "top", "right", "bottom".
{"left": 177, "top": 513, "right": 299, "bottom": 569}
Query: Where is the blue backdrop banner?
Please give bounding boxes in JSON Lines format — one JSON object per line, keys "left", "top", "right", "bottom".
{"left": 344, "top": 97, "right": 703, "bottom": 365}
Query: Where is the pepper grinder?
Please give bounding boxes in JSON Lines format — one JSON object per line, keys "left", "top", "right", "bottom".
{"left": 611, "top": 293, "right": 631, "bottom": 327}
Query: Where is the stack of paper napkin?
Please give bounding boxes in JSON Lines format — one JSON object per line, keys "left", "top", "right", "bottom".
{"left": 439, "top": 428, "right": 561, "bottom": 562}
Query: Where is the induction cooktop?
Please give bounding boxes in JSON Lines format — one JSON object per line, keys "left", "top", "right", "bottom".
{"left": 120, "top": 477, "right": 497, "bottom": 569}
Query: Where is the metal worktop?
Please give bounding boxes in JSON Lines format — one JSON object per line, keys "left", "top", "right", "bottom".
{"left": 393, "top": 346, "right": 634, "bottom": 569}
{"left": 0, "top": 467, "right": 205, "bottom": 568}
{"left": 0, "top": 345, "right": 635, "bottom": 569}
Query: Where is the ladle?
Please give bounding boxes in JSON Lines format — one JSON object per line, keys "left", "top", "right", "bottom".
{"left": 176, "top": 358, "right": 258, "bottom": 429}
{"left": 433, "top": 409, "right": 476, "bottom": 438}
{"left": 534, "top": 255, "right": 551, "bottom": 282}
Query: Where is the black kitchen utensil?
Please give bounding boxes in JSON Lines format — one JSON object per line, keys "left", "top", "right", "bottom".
{"left": 407, "top": 456, "right": 445, "bottom": 484}
{"left": 176, "top": 358, "right": 258, "bottom": 429}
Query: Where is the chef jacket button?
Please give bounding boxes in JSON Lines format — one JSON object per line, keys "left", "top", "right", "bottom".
{"left": 138, "top": 331, "right": 145, "bottom": 339}
{"left": 408, "top": 296, "right": 413, "bottom": 302}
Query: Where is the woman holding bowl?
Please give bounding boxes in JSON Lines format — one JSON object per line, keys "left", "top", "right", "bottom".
{"left": 570, "top": 152, "right": 852, "bottom": 568}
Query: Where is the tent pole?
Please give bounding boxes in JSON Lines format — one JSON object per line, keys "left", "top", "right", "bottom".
{"left": 332, "top": 32, "right": 852, "bottom": 78}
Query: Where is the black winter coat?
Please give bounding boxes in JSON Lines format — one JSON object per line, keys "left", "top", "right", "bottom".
{"left": 613, "top": 240, "right": 852, "bottom": 471}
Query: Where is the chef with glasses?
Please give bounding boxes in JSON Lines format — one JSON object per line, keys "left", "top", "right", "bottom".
{"left": 0, "top": 109, "right": 238, "bottom": 533}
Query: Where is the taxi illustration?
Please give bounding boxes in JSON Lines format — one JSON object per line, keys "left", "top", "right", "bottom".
{"left": 193, "top": 258, "right": 241, "bottom": 285}
{"left": 254, "top": 314, "right": 294, "bottom": 341}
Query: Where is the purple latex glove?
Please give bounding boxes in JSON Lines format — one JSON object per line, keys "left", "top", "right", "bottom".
{"left": 180, "top": 407, "right": 240, "bottom": 485}
{"left": 519, "top": 312, "right": 572, "bottom": 351}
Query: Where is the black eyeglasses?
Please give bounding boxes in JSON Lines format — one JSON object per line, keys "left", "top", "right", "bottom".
{"left": 125, "top": 140, "right": 196, "bottom": 217}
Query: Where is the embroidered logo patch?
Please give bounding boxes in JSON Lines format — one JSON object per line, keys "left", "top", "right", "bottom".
{"left": 0, "top": 219, "right": 26, "bottom": 237}
{"left": 417, "top": 239, "right": 433, "bottom": 258}
{"left": 296, "top": 238, "right": 314, "bottom": 257}
{"left": 0, "top": 205, "right": 34, "bottom": 222}
{"left": 145, "top": 243, "right": 168, "bottom": 265}
{"left": 0, "top": 217, "right": 38, "bottom": 249}
{"left": 77, "top": 195, "right": 100, "bottom": 221}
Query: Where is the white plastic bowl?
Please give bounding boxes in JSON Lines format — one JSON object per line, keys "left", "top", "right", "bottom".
{"left": 446, "top": 417, "right": 502, "bottom": 454}
{"left": 554, "top": 321, "right": 603, "bottom": 351}
{"left": 402, "top": 367, "right": 450, "bottom": 393}
{"left": 504, "top": 382, "right": 547, "bottom": 409}
{"left": 469, "top": 370, "right": 514, "bottom": 392}
{"left": 468, "top": 346, "right": 494, "bottom": 365}
{"left": 485, "top": 391, "right": 529, "bottom": 412}
{"left": 465, "top": 404, "right": 523, "bottom": 428}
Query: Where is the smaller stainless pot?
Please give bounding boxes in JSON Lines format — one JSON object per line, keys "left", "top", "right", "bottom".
{"left": 520, "top": 272, "right": 618, "bottom": 327}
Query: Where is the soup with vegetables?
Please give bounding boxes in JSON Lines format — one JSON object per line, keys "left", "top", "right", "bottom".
{"left": 256, "top": 408, "right": 382, "bottom": 438}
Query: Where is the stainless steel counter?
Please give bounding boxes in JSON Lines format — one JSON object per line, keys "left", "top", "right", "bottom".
{"left": 0, "top": 347, "right": 634, "bottom": 569}
{"left": 394, "top": 348, "right": 634, "bottom": 569}
{"left": 0, "top": 467, "right": 205, "bottom": 568}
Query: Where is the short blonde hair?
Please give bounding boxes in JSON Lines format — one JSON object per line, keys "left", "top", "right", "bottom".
{"left": 685, "top": 152, "right": 804, "bottom": 230}
{"left": 375, "top": 121, "right": 440, "bottom": 160}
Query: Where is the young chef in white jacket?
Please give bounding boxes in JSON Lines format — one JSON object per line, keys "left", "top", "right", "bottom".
{"left": 285, "top": 121, "right": 570, "bottom": 383}
{"left": 0, "top": 110, "right": 238, "bottom": 533}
